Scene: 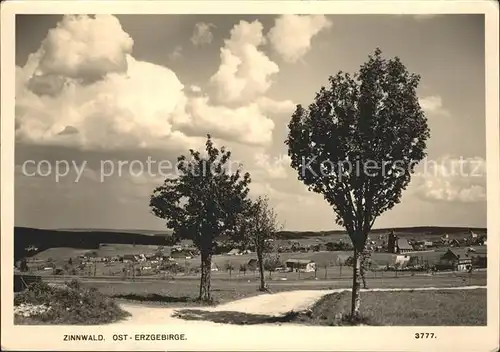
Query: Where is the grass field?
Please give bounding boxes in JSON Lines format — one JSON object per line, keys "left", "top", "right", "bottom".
{"left": 42, "top": 270, "right": 487, "bottom": 307}
{"left": 296, "top": 288, "right": 486, "bottom": 326}
{"left": 173, "top": 288, "right": 486, "bottom": 326}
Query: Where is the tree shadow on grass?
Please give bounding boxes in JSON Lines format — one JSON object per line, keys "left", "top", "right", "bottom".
{"left": 111, "top": 293, "right": 219, "bottom": 306}
{"left": 112, "top": 293, "right": 195, "bottom": 303}
{"left": 172, "top": 309, "right": 300, "bottom": 325}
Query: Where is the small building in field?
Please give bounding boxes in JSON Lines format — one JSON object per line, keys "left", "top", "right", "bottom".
{"left": 227, "top": 248, "right": 240, "bottom": 256}
{"left": 247, "top": 258, "right": 259, "bottom": 271}
{"left": 449, "top": 239, "right": 461, "bottom": 247}
{"left": 440, "top": 249, "right": 472, "bottom": 271}
{"left": 285, "top": 259, "right": 316, "bottom": 273}
{"left": 211, "top": 262, "right": 219, "bottom": 272}
{"left": 122, "top": 254, "right": 138, "bottom": 263}
{"left": 394, "top": 254, "right": 411, "bottom": 266}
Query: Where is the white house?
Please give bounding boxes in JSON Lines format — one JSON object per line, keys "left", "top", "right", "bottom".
{"left": 285, "top": 259, "right": 316, "bottom": 273}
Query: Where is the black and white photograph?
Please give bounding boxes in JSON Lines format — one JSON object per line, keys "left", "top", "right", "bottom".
{"left": 1, "top": 1, "right": 499, "bottom": 351}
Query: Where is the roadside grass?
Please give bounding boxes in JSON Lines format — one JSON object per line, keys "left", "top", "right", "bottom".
{"left": 296, "top": 288, "right": 487, "bottom": 326}
{"left": 14, "top": 280, "right": 130, "bottom": 325}
{"left": 99, "top": 281, "right": 264, "bottom": 307}
{"left": 172, "top": 289, "right": 486, "bottom": 326}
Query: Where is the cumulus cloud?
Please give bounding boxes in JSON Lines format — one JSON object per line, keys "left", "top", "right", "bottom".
{"left": 419, "top": 95, "right": 451, "bottom": 116}
{"left": 268, "top": 15, "right": 332, "bottom": 63}
{"left": 178, "top": 97, "right": 276, "bottom": 145}
{"left": 16, "top": 15, "right": 294, "bottom": 150}
{"left": 17, "top": 53, "right": 188, "bottom": 150}
{"left": 37, "top": 15, "right": 134, "bottom": 82}
{"left": 413, "top": 156, "right": 486, "bottom": 203}
{"left": 210, "top": 20, "right": 279, "bottom": 105}
{"left": 191, "top": 22, "right": 215, "bottom": 46}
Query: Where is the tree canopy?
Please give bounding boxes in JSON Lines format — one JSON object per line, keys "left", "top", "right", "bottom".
{"left": 286, "top": 48, "right": 430, "bottom": 250}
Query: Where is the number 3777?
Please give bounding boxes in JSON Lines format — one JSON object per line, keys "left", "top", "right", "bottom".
{"left": 415, "top": 333, "right": 436, "bottom": 339}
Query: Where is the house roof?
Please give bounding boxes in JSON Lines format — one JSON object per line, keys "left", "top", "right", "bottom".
{"left": 441, "top": 249, "right": 460, "bottom": 260}
{"left": 397, "top": 239, "right": 413, "bottom": 250}
{"left": 122, "top": 254, "right": 138, "bottom": 260}
{"left": 286, "top": 259, "right": 314, "bottom": 264}
{"left": 228, "top": 249, "right": 240, "bottom": 254}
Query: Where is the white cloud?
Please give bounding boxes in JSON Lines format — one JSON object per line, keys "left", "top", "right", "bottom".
{"left": 419, "top": 95, "right": 451, "bottom": 116}
{"left": 37, "top": 15, "right": 133, "bottom": 81}
{"left": 168, "top": 46, "right": 183, "bottom": 61}
{"left": 413, "top": 156, "right": 486, "bottom": 203}
{"left": 189, "top": 85, "right": 202, "bottom": 93}
{"left": 16, "top": 53, "right": 189, "bottom": 150}
{"left": 16, "top": 15, "right": 294, "bottom": 150}
{"left": 268, "top": 15, "right": 332, "bottom": 63}
{"left": 178, "top": 96, "right": 276, "bottom": 146}
{"left": 210, "top": 20, "right": 279, "bottom": 105}
{"left": 191, "top": 22, "right": 215, "bottom": 46}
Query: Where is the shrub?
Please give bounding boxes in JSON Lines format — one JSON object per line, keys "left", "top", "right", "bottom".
{"left": 14, "top": 281, "right": 130, "bottom": 325}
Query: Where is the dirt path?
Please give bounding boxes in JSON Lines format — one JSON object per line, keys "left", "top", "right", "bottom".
{"left": 110, "top": 285, "right": 486, "bottom": 326}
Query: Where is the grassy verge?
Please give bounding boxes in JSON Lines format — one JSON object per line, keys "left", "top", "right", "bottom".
{"left": 172, "top": 289, "right": 486, "bottom": 326}
{"left": 295, "top": 288, "right": 487, "bottom": 326}
{"left": 14, "top": 280, "right": 131, "bottom": 325}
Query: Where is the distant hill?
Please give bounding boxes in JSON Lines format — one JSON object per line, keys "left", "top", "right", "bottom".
{"left": 275, "top": 226, "right": 487, "bottom": 240}
{"left": 14, "top": 227, "right": 172, "bottom": 262}
{"left": 55, "top": 228, "right": 173, "bottom": 236}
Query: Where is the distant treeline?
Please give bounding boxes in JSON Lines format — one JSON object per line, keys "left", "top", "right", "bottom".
{"left": 275, "top": 226, "right": 487, "bottom": 240}
{"left": 14, "top": 227, "right": 170, "bottom": 262}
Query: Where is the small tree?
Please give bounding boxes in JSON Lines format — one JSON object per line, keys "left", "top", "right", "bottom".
{"left": 240, "top": 196, "right": 282, "bottom": 291}
{"left": 224, "top": 262, "right": 234, "bottom": 278}
{"left": 68, "top": 257, "right": 73, "bottom": 265}
{"left": 150, "top": 135, "right": 252, "bottom": 302}
{"left": 239, "top": 263, "right": 248, "bottom": 276}
{"left": 263, "top": 254, "right": 281, "bottom": 280}
{"left": 286, "top": 48, "right": 429, "bottom": 319}
{"left": 19, "top": 258, "right": 29, "bottom": 272}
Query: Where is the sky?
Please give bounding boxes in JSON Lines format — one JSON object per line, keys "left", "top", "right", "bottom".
{"left": 14, "top": 14, "right": 486, "bottom": 231}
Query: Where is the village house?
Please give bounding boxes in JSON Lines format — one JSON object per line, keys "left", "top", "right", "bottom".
{"left": 247, "top": 258, "right": 258, "bottom": 271}
{"left": 122, "top": 254, "right": 138, "bottom": 263}
{"left": 285, "top": 259, "right": 316, "bottom": 273}
{"left": 440, "top": 249, "right": 472, "bottom": 272}
{"left": 227, "top": 248, "right": 240, "bottom": 256}
{"left": 449, "top": 239, "right": 461, "bottom": 247}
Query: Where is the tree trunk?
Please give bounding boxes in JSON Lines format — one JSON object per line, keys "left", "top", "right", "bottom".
{"left": 199, "top": 251, "right": 212, "bottom": 301}
{"left": 257, "top": 249, "right": 265, "bottom": 291}
{"left": 350, "top": 248, "right": 361, "bottom": 319}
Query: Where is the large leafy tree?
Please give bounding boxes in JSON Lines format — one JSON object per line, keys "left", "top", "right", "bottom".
{"left": 150, "top": 135, "right": 252, "bottom": 301}
{"left": 285, "top": 49, "right": 429, "bottom": 319}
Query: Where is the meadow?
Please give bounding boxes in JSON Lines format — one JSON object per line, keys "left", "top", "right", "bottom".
{"left": 42, "top": 270, "right": 487, "bottom": 307}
